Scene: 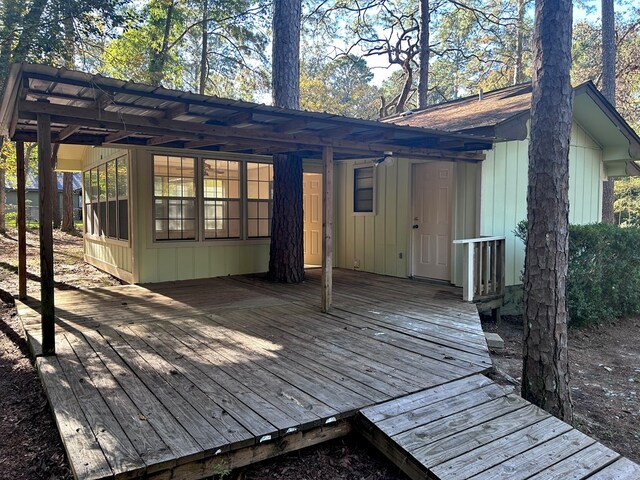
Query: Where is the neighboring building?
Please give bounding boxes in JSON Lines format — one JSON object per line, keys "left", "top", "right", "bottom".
{"left": 5, "top": 172, "right": 82, "bottom": 221}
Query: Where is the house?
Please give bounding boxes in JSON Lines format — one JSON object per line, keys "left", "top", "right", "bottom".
{"left": 4, "top": 66, "right": 639, "bottom": 309}
{"left": 4, "top": 171, "right": 82, "bottom": 222}
{"left": 382, "top": 81, "right": 640, "bottom": 307}
{"left": 3, "top": 64, "right": 640, "bottom": 480}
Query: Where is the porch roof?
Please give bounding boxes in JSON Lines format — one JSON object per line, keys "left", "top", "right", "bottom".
{"left": 0, "top": 63, "right": 492, "bottom": 162}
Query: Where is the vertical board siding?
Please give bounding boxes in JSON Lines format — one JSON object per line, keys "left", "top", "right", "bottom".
{"left": 335, "top": 158, "right": 478, "bottom": 283}
{"left": 481, "top": 122, "right": 604, "bottom": 286}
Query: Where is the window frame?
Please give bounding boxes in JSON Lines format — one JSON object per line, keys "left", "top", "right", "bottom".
{"left": 83, "top": 154, "right": 131, "bottom": 245}
{"left": 353, "top": 165, "right": 376, "bottom": 215}
{"left": 150, "top": 154, "right": 274, "bottom": 245}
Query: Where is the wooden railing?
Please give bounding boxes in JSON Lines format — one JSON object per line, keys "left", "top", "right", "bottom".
{"left": 452, "top": 236, "right": 506, "bottom": 303}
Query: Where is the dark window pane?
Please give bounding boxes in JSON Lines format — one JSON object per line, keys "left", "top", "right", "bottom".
{"left": 108, "top": 200, "right": 117, "bottom": 238}
{"left": 118, "top": 200, "right": 129, "bottom": 240}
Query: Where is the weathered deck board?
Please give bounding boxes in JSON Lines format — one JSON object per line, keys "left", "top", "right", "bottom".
{"left": 23, "top": 269, "right": 492, "bottom": 480}
{"left": 359, "top": 374, "right": 638, "bottom": 480}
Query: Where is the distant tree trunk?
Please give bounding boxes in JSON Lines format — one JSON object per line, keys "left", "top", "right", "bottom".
{"left": 522, "top": 0, "right": 574, "bottom": 423}
{"left": 199, "top": 0, "right": 209, "bottom": 95}
{"left": 513, "top": 0, "right": 526, "bottom": 84}
{"left": 417, "top": 0, "right": 430, "bottom": 108}
{"left": 149, "top": 0, "right": 176, "bottom": 86}
{"left": 395, "top": 62, "right": 413, "bottom": 113}
{"left": 268, "top": 0, "right": 304, "bottom": 283}
{"left": 0, "top": 168, "right": 5, "bottom": 233}
{"left": 51, "top": 145, "right": 61, "bottom": 229}
{"left": 61, "top": 10, "right": 75, "bottom": 234}
{"left": 61, "top": 173, "right": 74, "bottom": 232}
{"left": 601, "top": 0, "right": 616, "bottom": 224}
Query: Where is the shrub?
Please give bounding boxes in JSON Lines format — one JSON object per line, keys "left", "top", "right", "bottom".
{"left": 514, "top": 221, "right": 640, "bottom": 326}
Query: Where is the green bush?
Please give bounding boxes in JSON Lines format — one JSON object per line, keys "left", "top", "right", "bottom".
{"left": 514, "top": 221, "right": 640, "bottom": 326}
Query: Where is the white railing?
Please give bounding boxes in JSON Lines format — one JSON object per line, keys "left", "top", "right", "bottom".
{"left": 452, "top": 236, "right": 506, "bottom": 302}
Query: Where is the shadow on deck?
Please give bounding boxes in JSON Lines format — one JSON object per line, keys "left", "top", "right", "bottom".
{"left": 18, "top": 269, "right": 492, "bottom": 480}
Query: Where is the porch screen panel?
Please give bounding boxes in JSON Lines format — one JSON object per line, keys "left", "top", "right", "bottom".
{"left": 83, "top": 171, "right": 92, "bottom": 235}
{"left": 98, "top": 164, "right": 107, "bottom": 236}
{"left": 154, "top": 155, "right": 196, "bottom": 240}
{"left": 107, "top": 160, "right": 117, "bottom": 238}
{"left": 117, "top": 157, "right": 129, "bottom": 240}
{"left": 246, "top": 162, "right": 273, "bottom": 238}
{"left": 90, "top": 168, "right": 99, "bottom": 235}
{"left": 203, "top": 159, "right": 241, "bottom": 239}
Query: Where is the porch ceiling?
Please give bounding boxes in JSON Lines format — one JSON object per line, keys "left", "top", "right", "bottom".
{"left": 0, "top": 63, "right": 493, "bottom": 161}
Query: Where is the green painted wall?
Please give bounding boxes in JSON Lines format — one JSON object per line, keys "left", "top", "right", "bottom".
{"left": 480, "top": 122, "right": 604, "bottom": 286}
{"left": 334, "top": 157, "right": 479, "bottom": 285}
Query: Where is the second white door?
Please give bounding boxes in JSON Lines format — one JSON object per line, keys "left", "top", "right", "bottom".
{"left": 412, "top": 162, "right": 453, "bottom": 280}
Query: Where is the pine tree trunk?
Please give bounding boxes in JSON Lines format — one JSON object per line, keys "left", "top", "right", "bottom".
{"left": 522, "top": 0, "right": 574, "bottom": 423}
{"left": 600, "top": 0, "right": 616, "bottom": 224}
{"left": 199, "top": 0, "right": 208, "bottom": 95}
{"left": 513, "top": 0, "right": 526, "bottom": 84}
{"left": 61, "top": 172, "right": 75, "bottom": 232}
{"left": 51, "top": 144, "right": 61, "bottom": 229}
{"left": 418, "top": 0, "right": 430, "bottom": 108}
{"left": 269, "top": 0, "right": 304, "bottom": 283}
{"left": 149, "top": 0, "right": 175, "bottom": 86}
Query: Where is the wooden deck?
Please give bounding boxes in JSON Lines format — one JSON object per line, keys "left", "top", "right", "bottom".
{"left": 18, "top": 269, "right": 492, "bottom": 480}
{"left": 359, "top": 375, "right": 640, "bottom": 480}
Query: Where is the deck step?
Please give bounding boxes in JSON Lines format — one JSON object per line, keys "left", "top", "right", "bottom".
{"left": 357, "top": 374, "right": 640, "bottom": 480}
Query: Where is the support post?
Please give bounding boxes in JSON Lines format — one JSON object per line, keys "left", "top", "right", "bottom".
{"left": 16, "top": 141, "right": 27, "bottom": 300}
{"left": 37, "top": 112, "right": 55, "bottom": 355}
{"left": 321, "top": 146, "right": 333, "bottom": 312}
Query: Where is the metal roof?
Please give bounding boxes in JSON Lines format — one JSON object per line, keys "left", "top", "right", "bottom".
{"left": 0, "top": 63, "right": 493, "bottom": 162}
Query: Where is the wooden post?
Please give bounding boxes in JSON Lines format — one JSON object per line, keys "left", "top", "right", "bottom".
{"left": 16, "top": 141, "right": 27, "bottom": 300}
{"left": 321, "top": 146, "right": 333, "bottom": 313}
{"left": 38, "top": 112, "right": 55, "bottom": 355}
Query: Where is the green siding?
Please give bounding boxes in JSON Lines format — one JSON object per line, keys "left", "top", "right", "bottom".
{"left": 335, "top": 158, "right": 478, "bottom": 283}
{"left": 480, "top": 122, "right": 604, "bottom": 286}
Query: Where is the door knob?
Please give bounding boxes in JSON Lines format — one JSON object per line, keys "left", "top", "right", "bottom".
{"left": 412, "top": 224, "right": 419, "bottom": 229}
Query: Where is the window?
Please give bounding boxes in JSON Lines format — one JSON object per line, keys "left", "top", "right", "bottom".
{"left": 151, "top": 156, "right": 274, "bottom": 241}
{"left": 354, "top": 166, "right": 374, "bottom": 213}
{"left": 154, "top": 155, "right": 196, "bottom": 240}
{"left": 204, "top": 160, "right": 241, "bottom": 239}
{"left": 247, "top": 162, "right": 273, "bottom": 238}
{"left": 83, "top": 155, "right": 129, "bottom": 241}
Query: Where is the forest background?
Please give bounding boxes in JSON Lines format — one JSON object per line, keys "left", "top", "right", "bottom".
{"left": 0, "top": 0, "right": 639, "bottom": 227}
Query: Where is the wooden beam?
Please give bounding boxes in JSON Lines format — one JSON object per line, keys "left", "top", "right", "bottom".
{"left": 223, "top": 111, "right": 253, "bottom": 126}
{"left": 146, "top": 135, "right": 184, "bottom": 146}
{"left": 321, "top": 146, "right": 333, "bottom": 313}
{"left": 103, "top": 131, "right": 134, "bottom": 143}
{"left": 19, "top": 100, "right": 487, "bottom": 160}
{"left": 37, "top": 112, "right": 55, "bottom": 356}
{"left": 16, "top": 141, "right": 27, "bottom": 300}
{"left": 56, "top": 124, "right": 80, "bottom": 141}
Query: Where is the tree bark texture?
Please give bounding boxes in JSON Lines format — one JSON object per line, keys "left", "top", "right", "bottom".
{"left": 272, "top": 0, "right": 301, "bottom": 110}
{"left": 513, "top": 0, "right": 526, "bottom": 84}
{"left": 522, "top": 0, "right": 574, "bottom": 423}
{"left": 61, "top": 172, "right": 75, "bottom": 232}
{"left": 418, "top": 0, "right": 430, "bottom": 108}
{"left": 51, "top": 144, "right": 61, "bottom": 229}
{"left": 268, "top": 154, "right": 304, "bottom": 283}
{"left": 199, "top": 0, "right": 209, "bottom": 95}
{"left": 600, "top": 0, "right": 616, "bottom": 224}
{"left": 269, "top": 0, "right": 304, "bottom": 283}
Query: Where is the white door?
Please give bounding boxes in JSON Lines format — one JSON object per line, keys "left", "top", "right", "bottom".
{"left": 412, "top": 162, "right": 453, "bottom": 280}
{"left": 303, "top": 173, "right": 322, "bottom": 266}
